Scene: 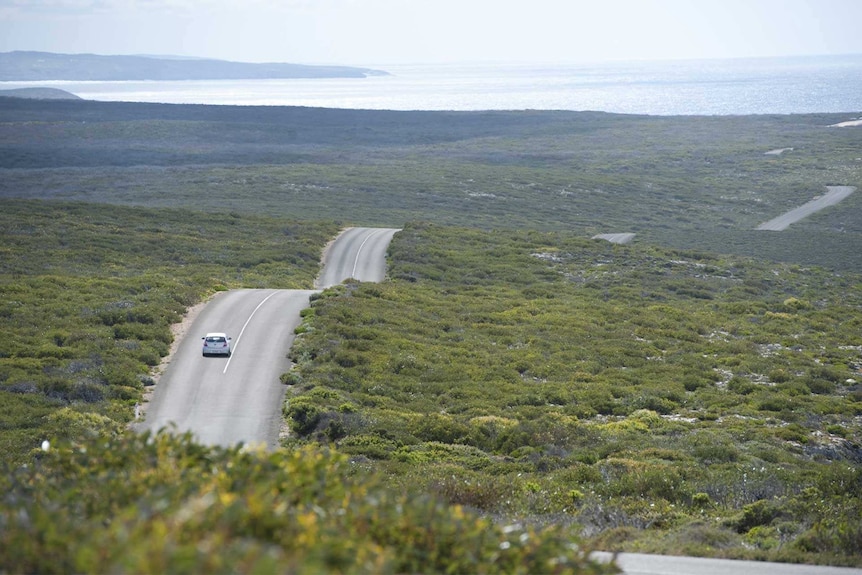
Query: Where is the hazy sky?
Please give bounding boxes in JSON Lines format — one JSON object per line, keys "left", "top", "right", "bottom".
{"left": 1, "top": 0, "right": 860, "bottom": 66}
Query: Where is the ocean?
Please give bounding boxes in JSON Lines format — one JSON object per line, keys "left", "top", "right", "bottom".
{"left": 2, "top": 54, "right": 862, "bottom": 116}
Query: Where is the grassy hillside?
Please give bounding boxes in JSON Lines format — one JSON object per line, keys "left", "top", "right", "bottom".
{"left": 286, "top": 223, "right": 862, "bottom": 565}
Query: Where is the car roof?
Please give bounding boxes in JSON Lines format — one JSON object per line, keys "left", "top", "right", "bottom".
{"left": 205, "top": 332, "right": 228, "bottom": 338}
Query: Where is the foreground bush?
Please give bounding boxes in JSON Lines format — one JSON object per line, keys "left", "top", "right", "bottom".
{"left": 0, "top": 432, "right": 614, "bottom": 574}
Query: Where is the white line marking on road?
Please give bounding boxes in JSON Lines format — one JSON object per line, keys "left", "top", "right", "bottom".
{"left": 223, "top": 291, "right": 278, "bottom": 374}
{"left": 351, "top": 229, "right": 384, "bottom": 279}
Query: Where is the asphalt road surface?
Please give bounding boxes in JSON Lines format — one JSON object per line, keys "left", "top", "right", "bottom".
{"left": 139, "top": 227, "right": 399, "bottom": 448}
{"left": 317, "top": 227, "right": 401, "bottom": 288}
{"left": 756, "top": 185, "right": 856, "bottom": 231}
{"left": 592, "top": 552, "right": 862, "bottom": 574}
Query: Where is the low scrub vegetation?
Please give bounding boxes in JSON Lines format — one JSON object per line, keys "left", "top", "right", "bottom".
{"left": 0, "top": 201, "right": 613, "bottom": 572}
{"left": 2, "top": 98, "right": 861, "bottom": 569}
{"left": 0, "top": 200, "right": 338, "bottom": 466}
{"left": 0, "top": 432, "right": 611, "bottom": 574}
{"left": 286, "top": 222, "right": 862, "bottom": 566}
{"left": 2, "top": 100, "right": 860, "bottom": 272}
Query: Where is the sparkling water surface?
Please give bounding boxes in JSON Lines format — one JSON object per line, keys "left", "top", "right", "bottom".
{"left": 3, "top": 55, "right": 861, "bottom": 116}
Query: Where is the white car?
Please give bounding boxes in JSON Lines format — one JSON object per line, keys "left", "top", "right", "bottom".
{"left": 202, "top": 332, "right": 232, "bottom": 357}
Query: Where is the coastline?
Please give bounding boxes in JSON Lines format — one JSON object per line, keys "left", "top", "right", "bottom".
{"left": 3, "top": 55, "right": 861, "bottom": 115}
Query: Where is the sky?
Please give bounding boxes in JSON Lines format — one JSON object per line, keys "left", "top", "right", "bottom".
{"left": 0, "top": 0, "right": 860, "bottom": 66}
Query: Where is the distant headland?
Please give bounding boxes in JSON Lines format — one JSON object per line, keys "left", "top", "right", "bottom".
{"left": 0, "top": 51, "right": 389, "bottom": 81}
{"left": 0, "top": 87, "right": 82, "bottom": 100}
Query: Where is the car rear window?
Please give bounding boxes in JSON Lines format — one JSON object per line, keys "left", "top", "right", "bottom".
{"left": 207, "top": 336, "right": 225, "bottom": 342}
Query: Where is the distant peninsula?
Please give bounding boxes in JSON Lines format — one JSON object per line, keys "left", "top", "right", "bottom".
{"left": 0, "top": 87, "right": 82, "bottom": 100}
{"left": 0, "top": 51, "right": 389, "bottom": 81}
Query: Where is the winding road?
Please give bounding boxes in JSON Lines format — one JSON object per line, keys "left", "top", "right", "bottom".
{"left": 139, "top": 227, "right": 400, "bottom": 448}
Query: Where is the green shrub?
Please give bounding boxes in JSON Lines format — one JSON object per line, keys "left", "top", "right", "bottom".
{"left": 727, "top": 377, "right": 756, "bottom": 395}
{"left": 412, "top": 413, "right": 473, "bottom": 444}
{"left": 421, "top": 464, "right": 509, "bottom": 511}
{"left": 806, "top": 376, "right": 836, "bottom": 395}
{"left": 691, "top": 492, "right": 713, "bottom": 509}
{"left": 734, "top": 499, "right": 784, "bottom": 533}
{"left": 768, "top": 368, "right": 791, "bottom": 383}
{"left": 793, "top": 517, "right": 862, "bottom": 557}
{"left": 285, "top": 398, "right": 322, "bottom": 436}
{"left": 774, "top": 424, "right": 809, "bottom": 444}
{"left": 744, "top": 525, "right": 782, "bottom": 550}
{"left": 661, "top": 520, "right": 741, "bottom": 554}
{"left": 279, "top": 371, "right": 303, "bottom": 386}
{"left": 337, "top": 434, "right": 399, "bottom": 459}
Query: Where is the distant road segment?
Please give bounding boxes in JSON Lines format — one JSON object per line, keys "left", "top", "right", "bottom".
{"left": 317, "top": 227, "right": 401, "bottom": 288}
{"left": 139, "top": 227, "right": 399, "bottom": 448}
{"left": 756, "top": 186, "right": 856, "bottom": 231}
